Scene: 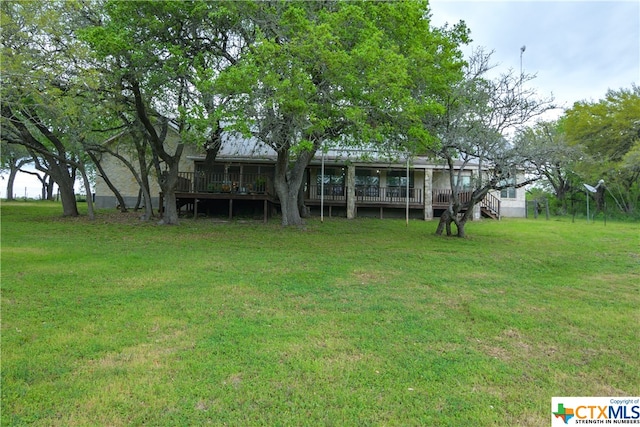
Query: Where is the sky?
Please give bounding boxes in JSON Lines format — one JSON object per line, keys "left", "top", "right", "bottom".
{"left": 429, "top": 0, "right": 640, "bottom": 117}
{"left": 3, "top": 0, "right": 639, "bottom": 199}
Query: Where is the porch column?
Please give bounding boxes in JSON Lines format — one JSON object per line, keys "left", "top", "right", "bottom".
{"left": 471, "top": 170, "right": 481, "bottom": 220}
{"left": 346, "top": 164, "right": 356, "bottom": 219}
{"left": 473, "top": 203, "right": 481, "bottom": 220}
{"left": 424, "top": 169, "right": 433, "bottom": 220}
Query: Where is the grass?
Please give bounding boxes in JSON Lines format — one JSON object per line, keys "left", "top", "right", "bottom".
{"left": 1, "top": 201, "right": 638, "bottom": 426}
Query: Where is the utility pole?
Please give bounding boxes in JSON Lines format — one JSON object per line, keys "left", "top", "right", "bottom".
{"left": 519, "top": 45, "right": 526, "bottom": 117}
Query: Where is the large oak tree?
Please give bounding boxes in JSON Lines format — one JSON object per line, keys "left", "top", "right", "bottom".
{"left": 563, "top": 86, "right": 640, "bottom": 214}
{"left": 217, "top": 1, "right": 466, "bottom": 226}
{"left": 81, "top": 1, "right": 252, "bottom": 224}
{"left": 1, "top": 1, "right": 100, "bottom": 217}
{"left": 425, "top": 49, "right": 554, "bottom": 237}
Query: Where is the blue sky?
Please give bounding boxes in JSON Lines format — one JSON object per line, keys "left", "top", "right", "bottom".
{"left": 430, "top": 0, "right": 639, "bottom": 118}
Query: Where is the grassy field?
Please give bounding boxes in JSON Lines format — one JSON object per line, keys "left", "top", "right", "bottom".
{"left": 1, "top": 201, "right": 638, "bottom": 426}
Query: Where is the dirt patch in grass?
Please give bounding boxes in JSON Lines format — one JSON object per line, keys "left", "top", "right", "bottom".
{"left": 336, "top": 269, "right": 397, "bottom": 287}
{"left": 477, "top": 328, "right": 558, "bottom": 363}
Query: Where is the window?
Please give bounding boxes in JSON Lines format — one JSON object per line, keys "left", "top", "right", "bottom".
{"left": 501, "top": 186, "right": 516, "bottom": 199}
{"left": 356, "top": 169, "right": 380, "bottom": 197}
{"left": 316, "top": 168, "right": 345, "bottom": 196}
{"left": 453, "top": 175, "right": 472, "bottom": 190}
{"left": 355, "top": 169, "right": 379, "bottom": 187}
{"left": 195, "top": 163, "right": 224, "bottom": 176}
{"left": 386, "top": 170, "right": 414, "bottom": 188}
{"left": 500, "top": 175, "right": 516, "bottom": 198}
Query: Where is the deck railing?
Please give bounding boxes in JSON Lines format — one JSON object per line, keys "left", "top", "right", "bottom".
{"left": 173, "top": 174, "right": 500, "bottom": 215}
{"left": 176, "top": 172, "right": 271, "bottom": 194}
{"left": 307, "top": 185, "right": 423, "bottom": 204}
{"left": 482, "top": 192, "right": 501, "bottom": 216}
{"left": 432, "top": 189, "right": 474, "bottom": 205}
{"left": 432, "top": 189, "right": 501, "bottom": 217}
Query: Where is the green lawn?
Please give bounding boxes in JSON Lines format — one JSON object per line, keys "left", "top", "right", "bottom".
{"left": 1, "top": 201, "right": 638, "bottom": 426}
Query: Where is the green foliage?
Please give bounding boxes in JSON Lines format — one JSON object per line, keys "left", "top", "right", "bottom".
{"left": 515, "top": 120, "right": 585, "bottom": 214}
{"left": 216, "top": 1, "right": 465, "bottom": 155}
{"left": 562, "top": 85, "right": 640, "bottom": 214}
{"left": 1, "top": 202, "right": 639, "bottom": 425}
{"left": 564, "top": 85, "right": 640, "bottom": 161}
{"left": 0, "top": 1, "right": 112, "bottom": 216}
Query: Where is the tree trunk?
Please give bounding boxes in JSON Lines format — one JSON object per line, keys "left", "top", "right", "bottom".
{"left": 6, "top": 157, "right": 33, "bottom": 200}
{"left": 435, "top": 209, "right": 453, "bottom": 236}
{"left": 273, "top": 148, "right": 313, "bottom": 226}
{"left": 131, "top": 80, "right": 182, "bottom": 224}
{"left": 456, "top": 217, "right": 467, "bottom": 238}
{"left": 78, "top": 160, "right": 95, "bottom": 220}
{"left": 159, "top": 189, "right": 179, "bottom": 225}
{"left": 454, "top": 202, "right": 476, "bottom": 238}
{"left": 134, "top": 135, "right": 154, "bottom": 220}
{"left": 278, "top": 184, "right": 303, "bottom": 226}
{"left": 45, "top": 176, "right": 55, "bottom": 200}
{"left": 6, "top": 166, "right": 18, "bottom": 200}
{"left": 138, "top": 180, "right": 154, "bottom": 221}
{"left": 2, "top": 105, "right": 78, "bottom": 213}
{"left": 41, "top": 178, "right": 47, "bottom": 200}
{"left": 135, "top": 188, "right": 143, "bottom": 211}
{"left": 297, "top": 178, "right": 310, "bottom": 218}
{"left": 87, "top": 151, "right": 128, "bottom": 212}
{"left": 158, "top": 170, "right": 180, "bottom": 225}
{"left": 274, "top": 168, "right": 304, "bottom": 226}
{"left": 34, "top": 154, "right": 78, "bottom": 217}
{"left": 57, "top": 180, "right": 78, "bottom": 217}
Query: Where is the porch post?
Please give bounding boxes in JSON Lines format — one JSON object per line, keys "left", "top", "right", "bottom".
{"left": 473, "top": 203, "right": 481, "bottom": 220}
{"left": 263, "top": 199, "right": 268, "bottom": 224}
{"left": 321, "top": 150, "right": 325, "bottom": 223}
{"left": 471, "top": 170, "right": 481, "bottom": 220}
{"left": 346, "top": 164, "right": 356, "bottom": 219}
{"left": 406, "top": 157, "right": 409, "bottom": 226}
{"left": 424, "top": 169, "right": 433, "bottom": 220}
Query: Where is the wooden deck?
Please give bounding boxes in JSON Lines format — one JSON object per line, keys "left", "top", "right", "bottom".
{"left": 161, "top": 191, "right": 276, "bottom": 223}
{"left": 160, "top": 179, "right": 501, "bottom": 221}
{"left": 432, "top": 189, "right": 501, "bottom": 219}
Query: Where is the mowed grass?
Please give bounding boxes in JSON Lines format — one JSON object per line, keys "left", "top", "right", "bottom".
{"left": 1, "top": 201, "right": 638, "bottom": 426}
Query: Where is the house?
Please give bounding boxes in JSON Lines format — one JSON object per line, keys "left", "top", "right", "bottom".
{"left": 94, "top": 130, "right": 527, "bottom": 221}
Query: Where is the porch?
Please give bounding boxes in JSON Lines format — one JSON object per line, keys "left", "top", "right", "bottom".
{"left": 175, "top": 171, "right": 272, "bottom": 195}
{"left": 161, "top": 172, "right": 500, "bottom": 220}
{"left": 304, "top": 184, "right": 425, "bottom": 219}
{"left": 160, "top": 172, "right": 277, "bottom": 222}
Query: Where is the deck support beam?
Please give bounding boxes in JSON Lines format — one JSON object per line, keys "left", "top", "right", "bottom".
{"left": 263, "top": 199, "right": 268, "bottom": 223}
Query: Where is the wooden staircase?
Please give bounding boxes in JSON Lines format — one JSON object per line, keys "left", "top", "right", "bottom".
{"left": 432, "top": 190, "right": 502, "bottom": 220}
{"left": 481, "top": 192, "right": 501, "bottom": 220}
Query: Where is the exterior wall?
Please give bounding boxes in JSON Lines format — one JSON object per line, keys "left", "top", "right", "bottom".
{"left": 492, "top": 187, "right": 526, "bottom": 218}
{"left": 432, "top": 170, "right": 450, "bottom": 189}
{"left": 431, "top": 169, "right": 475, "bottom": 191}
